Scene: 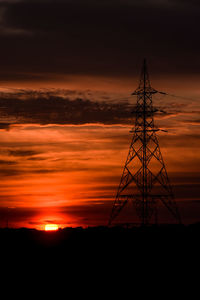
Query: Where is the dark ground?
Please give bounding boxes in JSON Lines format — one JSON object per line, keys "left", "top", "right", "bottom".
{"left": 1, "top": 223, "right": 200, "bottom": 254}
{"left": 1, "top": 224, "right": 199, "bottom": 291}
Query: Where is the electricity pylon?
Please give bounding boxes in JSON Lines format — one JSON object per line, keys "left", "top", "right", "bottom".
{"left": 109, "top": 59, "right": 181, "bottom": 226}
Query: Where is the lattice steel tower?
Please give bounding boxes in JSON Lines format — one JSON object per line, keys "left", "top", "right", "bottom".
{"left": 109, "top": 59, "right": 181, "bottom": 226}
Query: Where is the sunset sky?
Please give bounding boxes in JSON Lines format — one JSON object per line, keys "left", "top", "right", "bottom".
{"left": 0, "top": 0, "right": 200, "bottom": 229}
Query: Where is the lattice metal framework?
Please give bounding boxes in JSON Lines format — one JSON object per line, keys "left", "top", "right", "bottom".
{"left": 109, "top": 60, "right": 181, "bottom": 226}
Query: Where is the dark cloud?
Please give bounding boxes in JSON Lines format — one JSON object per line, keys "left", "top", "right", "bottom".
{"left": 27, "top": 156, "right": 47, "bottom": 161}
{"left": 181, "top": 118, "right": 200, "bottom": 125}
{"left": 7, "top": 149, "right": 41, "bottom": 157}
{"left": 0, "top": 168, "right": 21, "bottom": 177}
{"left": 0, "top": 122, "right": 11, "bottom": 130}
{"left": 0, "top": 206, "right": 39, "bottom": 228}
{"left": 0, "top": 0, "right": 200, "bottom": 80}
{"left": 0, "top": 165, "right": 63, "bottom": 177}
{"left": 0, "top": 159, "right": 16, "bottom": 165}
{"left": 0, "top": 90, "right": 133, "bottom": 125}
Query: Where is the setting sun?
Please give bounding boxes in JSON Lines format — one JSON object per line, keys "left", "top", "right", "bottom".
{"left": 45, "top": 224, "right": 59, "bottom": 231}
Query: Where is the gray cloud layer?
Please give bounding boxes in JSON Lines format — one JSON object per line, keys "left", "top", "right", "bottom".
{"left": 0, "top": 0, "right": 200, "bottom": 80}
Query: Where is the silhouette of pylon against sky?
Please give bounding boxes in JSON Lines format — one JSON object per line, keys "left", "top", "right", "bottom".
{"left": 109, "top": 59, "right": 181, "bottom": 226}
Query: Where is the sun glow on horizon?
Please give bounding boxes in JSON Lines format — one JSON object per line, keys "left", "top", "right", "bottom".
{"left": 45, "top": 224, "right": 59, "bottom": 231}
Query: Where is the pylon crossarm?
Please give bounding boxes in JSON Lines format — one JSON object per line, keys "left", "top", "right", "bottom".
{"left": 132, "top": 88, "right": 158, "bottom": 96}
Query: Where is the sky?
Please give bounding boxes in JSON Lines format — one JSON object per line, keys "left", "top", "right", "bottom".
{"left": 0, "top": 0, "right": 200, "bottom": 229}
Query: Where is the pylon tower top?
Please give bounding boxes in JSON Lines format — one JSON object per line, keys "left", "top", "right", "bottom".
{"left": 132, "top": 59, "right": 157, "bottom": 96}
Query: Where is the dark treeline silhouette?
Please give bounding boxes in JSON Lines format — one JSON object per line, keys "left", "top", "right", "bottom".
{"left": 1, "top": 224, "right": 200, "bottom": 254}
{"left": 1, "top": 224, "right": 200, "bottom": 283}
